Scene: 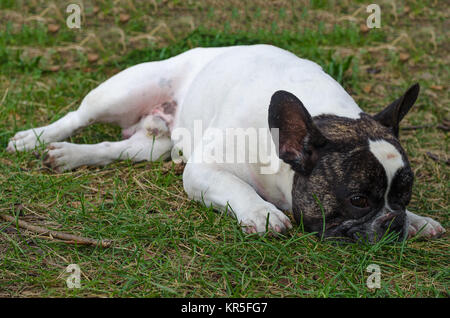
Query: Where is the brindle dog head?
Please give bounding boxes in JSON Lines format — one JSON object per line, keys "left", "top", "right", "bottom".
{"left": 268, "top": 84, "right": 420, "bottom": 242}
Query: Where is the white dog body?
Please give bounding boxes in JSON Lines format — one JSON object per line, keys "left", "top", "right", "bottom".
{"left": 7, "top": 45, "right": 444, "bottom": 238}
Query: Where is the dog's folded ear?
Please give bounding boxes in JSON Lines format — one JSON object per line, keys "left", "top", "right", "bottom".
{"left": 374, "top": 83, "right": 420, "bottom": 137}
{"left": 268, "top": 90, "right": 327, "bottom": 175}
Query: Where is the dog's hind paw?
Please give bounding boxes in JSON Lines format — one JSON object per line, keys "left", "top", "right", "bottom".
{"left": 6, "top": 128, "right": 47, "bottom": 152}
{"left": 43, "top": 142, "right": 81, "bottom": 172}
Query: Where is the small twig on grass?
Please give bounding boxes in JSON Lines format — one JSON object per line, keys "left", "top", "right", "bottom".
{"left": 0, "top": 88, "right": 9, "bottom": 106}
{"left": 401, "top": 125, "right": 434, "bottom": 130}
{"left": 401, "top": 123, "right": 449, "bottom": 132}
{"left": 426, "top": 152, "right": 450, "bottom": 165}
{"left": 437, "top": 120, "right": 450, "bottom": 132}
{"left": 0, "top": 214, "right": 112, "bottom": 248}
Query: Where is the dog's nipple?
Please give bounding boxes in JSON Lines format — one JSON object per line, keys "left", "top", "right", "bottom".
{"left": 386, "top": 153, "right": 397, "bottom": 160}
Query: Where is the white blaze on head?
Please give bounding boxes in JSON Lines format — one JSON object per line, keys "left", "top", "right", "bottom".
{"left": 369, "top": 139, "right": 405, "bottom": 206}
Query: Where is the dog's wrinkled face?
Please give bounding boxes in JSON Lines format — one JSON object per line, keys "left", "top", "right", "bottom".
{"left": 269, "top": 84, "right": 420, "bottom": 242}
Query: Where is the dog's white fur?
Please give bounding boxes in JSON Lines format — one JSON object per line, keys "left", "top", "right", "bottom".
{"left": 369, "top": 139, "right": 404, "bottom": 208}
{"left": 7, "top": 45, "right": 444, "bottom": 237}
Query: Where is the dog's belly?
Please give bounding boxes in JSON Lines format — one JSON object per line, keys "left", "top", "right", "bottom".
{"left": 121, "top": 100, "right": 177, "bottom": 139}
{"left": 107, "top": 47, "right": 232, "bottom": 138}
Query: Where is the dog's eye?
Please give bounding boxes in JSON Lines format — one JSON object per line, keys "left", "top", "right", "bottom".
{"left": 350, "top": 195, "right": 369, "bottom": 209}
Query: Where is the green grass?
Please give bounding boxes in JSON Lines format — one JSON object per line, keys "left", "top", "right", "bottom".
{"left": 0, "top": 0, "right": 448, "bottom": 297}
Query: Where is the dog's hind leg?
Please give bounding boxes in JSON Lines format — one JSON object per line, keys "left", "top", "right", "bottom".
{"left": 43, "top": 129, "right": 172, "bottom": 172}
{"left": 7, "top": 47, "right": 226, "bottom": 153}
{"left": 6, "top": 64, "right": 172, "bottom": 153}
{"left": 6, "top": 53, "right": 190, "bottom": 153}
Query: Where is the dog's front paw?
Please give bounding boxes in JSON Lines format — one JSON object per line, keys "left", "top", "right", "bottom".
{"left": 240, "top": 205, "right": 292, "bottom": 235}
{"left": 407, "top": 212, "right": 446, "bottom": 239}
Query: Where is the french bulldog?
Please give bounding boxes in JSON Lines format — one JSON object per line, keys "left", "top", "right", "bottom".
{"left": 7, "top": 45, "right": 445, "bottom": 242}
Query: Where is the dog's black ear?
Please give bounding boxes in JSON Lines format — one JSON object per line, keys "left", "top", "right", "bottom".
{"left": 374, "top": 83, "right": 420, "bottom": 137}
{"left": 268, "top": 90, "right": 327, "bottom": 175}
